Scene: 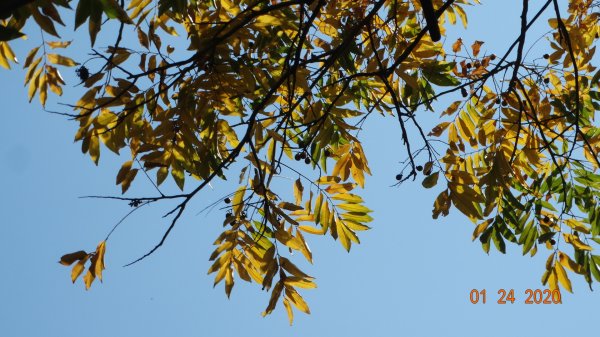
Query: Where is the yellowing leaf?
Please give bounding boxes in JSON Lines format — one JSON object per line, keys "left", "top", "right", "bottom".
{"left": 298, "top": 225, "right": 325, "bottom": 235}
{"left": 93, "top": 241, "right": 106, "bottom": 281}
{"left": 284, "top": 276, "right": 317, "bottom": 289}
{"left": 563, "top": 233, "right": 593, "bottom": 251}
{"left": 325, "top": 183, "right": 356, "bottom": 194}
{"left": 554, "top": 262, "right": 572, "bottom": 293}
{"left": 83, "top": 269, "right": 95, "bottom": 290}
{"left": 284, "top": 285, "right": 310, "bottom": 314}
{"left": 47, "top": 41, "right": 72, "bottom": 49}
{"left": 564, "top": 219, "right": 591, "bottom": 234}
{"left": 232, "top": 186, "right": 246, "bottom": 216}
{"left": 116, "top": 160, "right": 133, "bottom": 184}
{"left": 336, "top": 203, "right": 371, "bottom": 213}
{"left": 283, "top": 297, "right": 294, "bottom": 325}
{"left": 316, "top": 176, "right": 341, "bottom": 185}
{"left": 255, "top": 15, "right": 282, "bottom": 27}
{"left": 558, "top": 251, "right": 583, "bottom": 274}
{"left": 279, "top": 202, "right": 303, "bottom": 211}
{"left": 331, "top": 193, "right": 363, "bottom": 203}
{"left": 71, "top": 255, "right": 90, "bottom": 283}
{"left": 472, "top": 218, "right": 493, "bottom": 241}
{"left": 47, "top": 54, "right": 79, "bottom": 67}
{"left": 262, "top": 280, "right": 284, "bottom": 317}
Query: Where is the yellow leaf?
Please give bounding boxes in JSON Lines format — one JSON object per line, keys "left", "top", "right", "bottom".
{"left": 255, "top": 15, "right": 282, "bottom": 27}
{"left": 225, "top": 265, "right": 234, "bottom": 298}
{"left": 564, "top": 219, "right": 591, "bottom": 234}
{"left": 71, "top": 255, "right": 90, "bottom": 283}
{"left": 83, "top": 269, "right": 95, "bottom": 290}
{"left": 89, "top": 132, "right": 100, "bottom": 165}
{"left": 316, "top": 175, "right": 341, "bottom": 185}
{"left": 563, "top": 233, "right": 593, "bottom": 251}
{"left": 336, "top": 203, "right": 371, "bottom": 213}
{"left": 283, "top": 298, "right": 294, "bottom": 325}
{"left": 47, "top": 54, "right": 79, "bottom": 67}
{"left": 331, "top": 193, "right": 363, "bottom": 203}
{"left": 336, "top": 221, "right": 354, "bottom": 251}
{"left": 313, "top": 193, "right": 323, "bottom": 222}
{"left": 284, "top": 286, "right": 310, "bottom": 314}
{"left": 343, "top": 220, "right": 370, "bottom": 231}
{"left": 548, "top": 269, "right": 558, "bottom": 290}
{"left": 295, "top": 230, "right": 313, "bottom": 263}
{"left": 554, "top": 262, "right": 573, "bottom": 293}
{"left": 558, "top": 251, "right": 583, "bottom": 274}
{"left": 46, "top": 41, "right": 72, "bottom": 49}
{"left": 27, "top": 67, "right": 42, "bottom": 102}
{"left": 94, "top": 241, "right": 106, "bottom": 281}
{"left": 320, "top": 200, "right": 331, "bottom": 233}
{"left": 325, "top": 183, "right": 356, "bottom": 194}
{"left": 428, "top": 122, "right": 450, "bottom": 137}
{"left": 298, "top": 225, "right": 325, "bottom": 235}
{"left": 341, "top": 212, "right": 373, "bottom": 223}
{"left": 284, "top": 276, "right": 317, "bottom": 289}
{"left": 232, "top": 186, "right": 246, "bottom": 216}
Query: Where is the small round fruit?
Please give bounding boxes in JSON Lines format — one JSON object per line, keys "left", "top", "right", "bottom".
{"left": 543, "top": 53, "right": 550, "bottom": 59}
{"left": 224, "top": 197, "right": 231, "bottom": 204}
{"left": 461, "top": 87, "right": 468, "bottom": 97}
{"left": 543, "top": 216, "right": 550, "bottom": 223}
{"left": 490, "top": 54, "right": 496, "bottom": 60}
{"left": 544, "top": 78, "right": 550, "bottom": 84}
{"left": 304, "top": 157, "right": 311, "bottom": 164}
{"left": 299, "top": 152, "right": 306, "bottom": 159}
{"left": 416, "top": 165, "right": 423, "bottom": 172}
{"left": 549, "top": 239, "right": 556, "bottom": 245}
{"left": 395, "top": 174, "right": 402, "bottom": 181}
{"left": 495, "top": 98, "right": 501, "bottom": 104}
{"left": 294, "top": 153, "right": 302, "bottom": 161}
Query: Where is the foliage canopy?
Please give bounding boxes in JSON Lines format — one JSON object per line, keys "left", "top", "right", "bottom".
{"left": 2, "top": 0, "right": 599, "bottom": 323}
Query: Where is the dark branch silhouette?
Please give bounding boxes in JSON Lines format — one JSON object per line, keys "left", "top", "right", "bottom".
{"left": 419, "top": 0, "right": 441, "bottom": 41}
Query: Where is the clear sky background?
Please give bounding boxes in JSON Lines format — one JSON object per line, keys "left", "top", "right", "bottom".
{"left": 1, "top": 1, "right": 599, "bottom": 336}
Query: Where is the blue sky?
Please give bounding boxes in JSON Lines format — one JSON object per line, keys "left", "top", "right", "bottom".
{"left": 1, "top": 1, "right": 599, "bottom": 336}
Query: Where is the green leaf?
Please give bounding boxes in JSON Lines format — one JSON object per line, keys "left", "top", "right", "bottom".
{"left": 422, "top": 171, "right": 439, "bottom": 188}
{"left": 492, "top": 228, "right": 506, "bottom": 254}
{"left": 423, "top": 71, "right": 461, "bottom": 87}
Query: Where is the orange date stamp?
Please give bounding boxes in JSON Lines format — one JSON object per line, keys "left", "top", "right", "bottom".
{"left": 469, "top": 289, "right": 562, "bottom": 304}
